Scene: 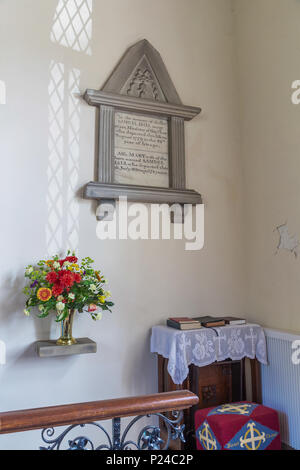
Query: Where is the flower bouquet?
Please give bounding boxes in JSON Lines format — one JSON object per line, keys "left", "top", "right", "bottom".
{"left": 23, "top": 253, "right": 113, "bottom": 345}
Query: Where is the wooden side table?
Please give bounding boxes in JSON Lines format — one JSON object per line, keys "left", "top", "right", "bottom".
{"left": 157, "top": 354, "right": 261, "bottom": 449}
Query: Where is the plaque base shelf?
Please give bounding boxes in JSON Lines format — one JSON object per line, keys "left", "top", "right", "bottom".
{"left": 36, "top": 338, "right": 97, "bottom": 358}
{"left": 84, "top": 181, "right": 202, "bottom": 205}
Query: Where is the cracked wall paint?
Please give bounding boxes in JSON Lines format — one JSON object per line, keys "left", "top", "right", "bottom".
{"left": 275, "top": 223, "right": 299, "bottom": 257}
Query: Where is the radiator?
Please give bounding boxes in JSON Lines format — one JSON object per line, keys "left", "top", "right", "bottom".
{"left": 261, "top": 328, "right": 300, "bottom": 449}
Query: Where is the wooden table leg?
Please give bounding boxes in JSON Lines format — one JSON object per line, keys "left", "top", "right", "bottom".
{"left": 157, "top": 354, "right": 165, "bottom": 394}
{"left": 250, "top": 358, "right": 262, "bottom": 404}
{"left": 240, "top": 359, "right": 246, "bottom": 400}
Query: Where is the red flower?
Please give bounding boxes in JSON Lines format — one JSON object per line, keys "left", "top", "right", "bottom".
{"left": 73, "top": 273, "right": 81, "bottom": 283}
{"left": 52, "top": 283, "right": 64, "bottom": 297}
{"left": 59, "top": 271, "right": 75, "bottom": 288}
{"left": 57, "top": 269, "right": 67, "bottom": 278}
{"left": 65, "top": 256, "right": 78, "bottom": 263}
{"left": 88, "top": 304, "right": 97, "bottom": 312}
{"left": 46, "top": 271, "right": 58, "bottom": 284}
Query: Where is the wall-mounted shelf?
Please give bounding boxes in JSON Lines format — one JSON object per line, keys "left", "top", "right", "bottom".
{"left": 35, "top": 338, "right": 97, "bottom": 358}
{"left": 84, "top": 182, "right": 203, "bottom": 205}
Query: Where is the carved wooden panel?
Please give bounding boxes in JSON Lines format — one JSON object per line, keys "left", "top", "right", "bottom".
{"left": 193, "top": 363, "right": 232, "bottom": 409}
{"left": 201, "top": 385, "right": 217, "bottom": 403}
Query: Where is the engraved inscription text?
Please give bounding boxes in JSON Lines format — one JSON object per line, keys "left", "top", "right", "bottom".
{"left": 114, "top": 112, "right": 169, "bottom": 187}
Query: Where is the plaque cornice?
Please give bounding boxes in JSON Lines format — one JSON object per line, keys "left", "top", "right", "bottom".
{"left": 83, "top": 89, "right": 201, "bottom": 121}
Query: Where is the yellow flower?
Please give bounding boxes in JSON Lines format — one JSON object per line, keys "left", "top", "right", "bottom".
{"left": 37, "top": 288, "right": 52, "bottom": 302}
{"left": 99, "top": 295, "right": 106, "bottom": 304}
{"left": 67, "top": 263, "right": 79, "bottom": 271}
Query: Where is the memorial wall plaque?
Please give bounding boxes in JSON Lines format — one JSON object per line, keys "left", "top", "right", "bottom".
{"left": 83, "top": 39, "right": 202, "bottom": 221}
{"left": 114, "top": 112, "right": 169, "bottom": 188}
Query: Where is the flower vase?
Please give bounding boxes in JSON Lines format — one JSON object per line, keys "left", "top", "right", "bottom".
{"left": 56, "top": 309, "right": 77, "bottom": 345}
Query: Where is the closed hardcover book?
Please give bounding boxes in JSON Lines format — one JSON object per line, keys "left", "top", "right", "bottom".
{"left": 169, "top": 317, "right": 199, "bottom": 324}
{"left": 223, "top": 316, "right": 246, "bottom": 325}
{"left": 203, "top": 320, "right": 226, "bottom": 327}
{"left": 193, "top": 316, "right": 226, "bottom": 327}
{"left": 167, "top": 319, "right": 202, "bottom": 330}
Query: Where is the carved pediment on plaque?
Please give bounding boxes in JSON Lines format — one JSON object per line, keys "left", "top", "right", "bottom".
{"left": 102, "top": 39, "right": 182, "bottom": 104}
{"left": 121, "top": 55, "right": 165, "bottom": 101}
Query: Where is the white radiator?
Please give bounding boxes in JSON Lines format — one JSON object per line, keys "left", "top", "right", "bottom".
{"left": 261, "top": 328, "right": 300, "bottom": 449}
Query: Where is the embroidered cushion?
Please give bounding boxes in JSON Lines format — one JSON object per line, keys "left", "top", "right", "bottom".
{"left": 195, "top": 402, "right": 281, "bottom": 450}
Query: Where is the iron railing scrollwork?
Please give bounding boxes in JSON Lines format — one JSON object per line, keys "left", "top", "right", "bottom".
{"left": 40, "top": 411, "right": 185, "bottom": 450}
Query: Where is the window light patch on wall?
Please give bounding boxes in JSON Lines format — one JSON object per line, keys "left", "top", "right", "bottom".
{"left": 46, "top": 61, "right": 81, "bottom": 255}
{"left": 50, "top": 0, "right": 93, "bottom": 55}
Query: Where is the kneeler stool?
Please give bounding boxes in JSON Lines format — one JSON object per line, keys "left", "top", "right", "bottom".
{"left": 195, "top": 402, "right": 281, "bottom": 450}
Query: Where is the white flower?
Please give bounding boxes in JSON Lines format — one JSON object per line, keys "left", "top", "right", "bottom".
{"left": 89, "top": 284, "right": 97, "bottom": 292}
{"left": 57, "top": 295, "right": 64, "bottom": 302}
{"left": 56, "top": 302, "right": 65, "bottom": 311}
{"left": 68, "top": 293, "right": 75, "bottom": 300}
{"left": 24, "top": 309, "right": 30, "bottom": 316}
{"left": 63, "top": 261, "right": 71, "bottom": 268}
{"left": 25, "top": 267, "right": 33, "bottom": 275}
{"left": 95, "top": 312, "right": 102, "bottom": 320}
{"left": 104, "top": 291, "right": 111, "bottom": 298}
{"left": 53, "top": 261, "right": 60, "bottom": 270}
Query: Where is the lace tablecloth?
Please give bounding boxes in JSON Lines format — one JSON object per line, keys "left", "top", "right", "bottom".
{"left": 151, "top": 324, "right": 268, "bottom": 385}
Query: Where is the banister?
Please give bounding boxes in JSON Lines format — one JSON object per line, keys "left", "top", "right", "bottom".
{"left": 0, "top": 390, "right": 198, "bottom": 435}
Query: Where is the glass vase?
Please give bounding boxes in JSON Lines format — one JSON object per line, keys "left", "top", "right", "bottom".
{"left": 56, "top": 308, "right": 77, "bottom": 346}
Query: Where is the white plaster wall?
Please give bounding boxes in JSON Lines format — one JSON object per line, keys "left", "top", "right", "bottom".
{"left": 0, "top": 0, "right": 244, "bottom": 448}
{"left": 234, "top": 0, "right": 300, "bottom": 332}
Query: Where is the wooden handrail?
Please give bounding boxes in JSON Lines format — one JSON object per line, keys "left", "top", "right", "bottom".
{"left": 0, "top": 390, "right": 198, "bottom": 435}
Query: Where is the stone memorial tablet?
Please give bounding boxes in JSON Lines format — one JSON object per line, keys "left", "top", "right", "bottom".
{"left": 83, "top": 39, "right": 202, "bottom": 220}
{"left": 114, "top": 112, "right": 169, "bottom": 188}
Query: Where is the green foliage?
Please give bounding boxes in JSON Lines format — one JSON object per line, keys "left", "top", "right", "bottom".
{"left": 23, "top": 253, "right": 114, "bottom": 322}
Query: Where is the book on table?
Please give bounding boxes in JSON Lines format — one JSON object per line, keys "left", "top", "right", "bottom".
{"left": 193, "top": 316, "right": 246, "bottom": 327}
{"left": 166, "top": 317, "right": 202, "bottom": 330}
{"left": 223, "top": 316, "right": 246, "bottom": 325}
{"left": 193, "top": 316, "right": 226, "bottom": 327}
{"left": 166, "top": 316, "right": 246, "bottom": 330}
